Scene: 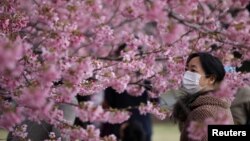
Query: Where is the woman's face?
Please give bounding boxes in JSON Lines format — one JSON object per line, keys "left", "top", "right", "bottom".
{"left": 186, "top": 57, "right": 215, "bottom": 90}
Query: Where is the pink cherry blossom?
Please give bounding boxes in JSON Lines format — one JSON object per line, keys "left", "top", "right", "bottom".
{"left": 139, "top": 101, "right": 169, "bottom": 120}
{"left": 187, "top": 121, "right": 206, "bottom": 140}
{"left": 12, "top": 124, "right": 28, "bottom": 140}
{"left": 0, "top": 107, "right": 24, "bottom": 131}
{"left": 76, "top": 102, "right": 130, "bottom": 124}
{"left": 1, "top": 0, "right": 250, "bottom": 140}
{"left": 103, "top": 134, "right": 117, "bottom": 141}
{"left": 187, "top": 112, "right": 232, "bottom": 140}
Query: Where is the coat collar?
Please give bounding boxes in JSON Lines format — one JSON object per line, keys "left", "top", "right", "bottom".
{"left": 190, "top": 94, "right": 231, "bottom": 110}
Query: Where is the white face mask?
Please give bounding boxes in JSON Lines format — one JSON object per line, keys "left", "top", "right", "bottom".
{"left": 181, "top": 71, "right": 202, "bottom": 94}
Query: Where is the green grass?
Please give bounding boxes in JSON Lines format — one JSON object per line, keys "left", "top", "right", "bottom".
{"left": 153, "top": 122, "right": 180, "bottom": 141}
{"left": 0, "top": 129, "right": 8, "bottom": 141}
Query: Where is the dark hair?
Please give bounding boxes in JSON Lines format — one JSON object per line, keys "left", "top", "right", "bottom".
{"left": 237, "top": 60, "right": 250, "bottom": 72}
{"left": 186, "top": 52, "right": 225, "bottom": 83}
{"left": 172, "top": 52, "right": 225, "bottom": 123}
{"left": 121, "top": 121, "right": 146, "bottom": 141}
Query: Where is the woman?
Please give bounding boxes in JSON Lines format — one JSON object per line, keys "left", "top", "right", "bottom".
{"left": 172, "top": 52, "right": 234, "bottom": 141}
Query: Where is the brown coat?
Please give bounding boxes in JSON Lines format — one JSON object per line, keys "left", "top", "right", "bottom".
{"left": 179, "top": 95, "right": 234, "bottom": 141}
{"left": 231, "top": 87, "right": 250, "bottom": 124}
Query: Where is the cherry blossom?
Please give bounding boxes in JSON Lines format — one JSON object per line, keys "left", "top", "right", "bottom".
{"left": 1, "top": 0, "right": 250, "bottom": 140}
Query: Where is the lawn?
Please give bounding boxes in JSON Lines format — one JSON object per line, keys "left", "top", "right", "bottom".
{"left": 0, "top": 129, "right": 7, "bottom": 141}
{"left": 153, "top": 122, "right": 180, "bottom": 141}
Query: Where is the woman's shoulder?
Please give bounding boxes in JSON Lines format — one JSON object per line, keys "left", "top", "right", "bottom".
{"left": 190, "top": 94, "right": 231, "bottom": 110}
{"left": 187, "top": 94, "right": 233, "bottom": 121}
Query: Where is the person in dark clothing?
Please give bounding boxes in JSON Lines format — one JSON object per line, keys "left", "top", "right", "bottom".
{"left": 120, "top": 120, "right": 146, "bottom": 141}
{"left": 100, "top": 87, "right": 153, "bottom": 141}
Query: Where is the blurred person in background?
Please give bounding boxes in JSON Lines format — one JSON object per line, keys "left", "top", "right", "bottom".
{"left": 230, "top": 57, "right": 250, "bottom": 125}
{"left": 100, "top": 86, "right": 155, "bottom": 141}
{"left": 120, "top": 120, "right": 146, "bottom": 141}
{"left": 231, "top": 86, "right": 250, "bottom": 124}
